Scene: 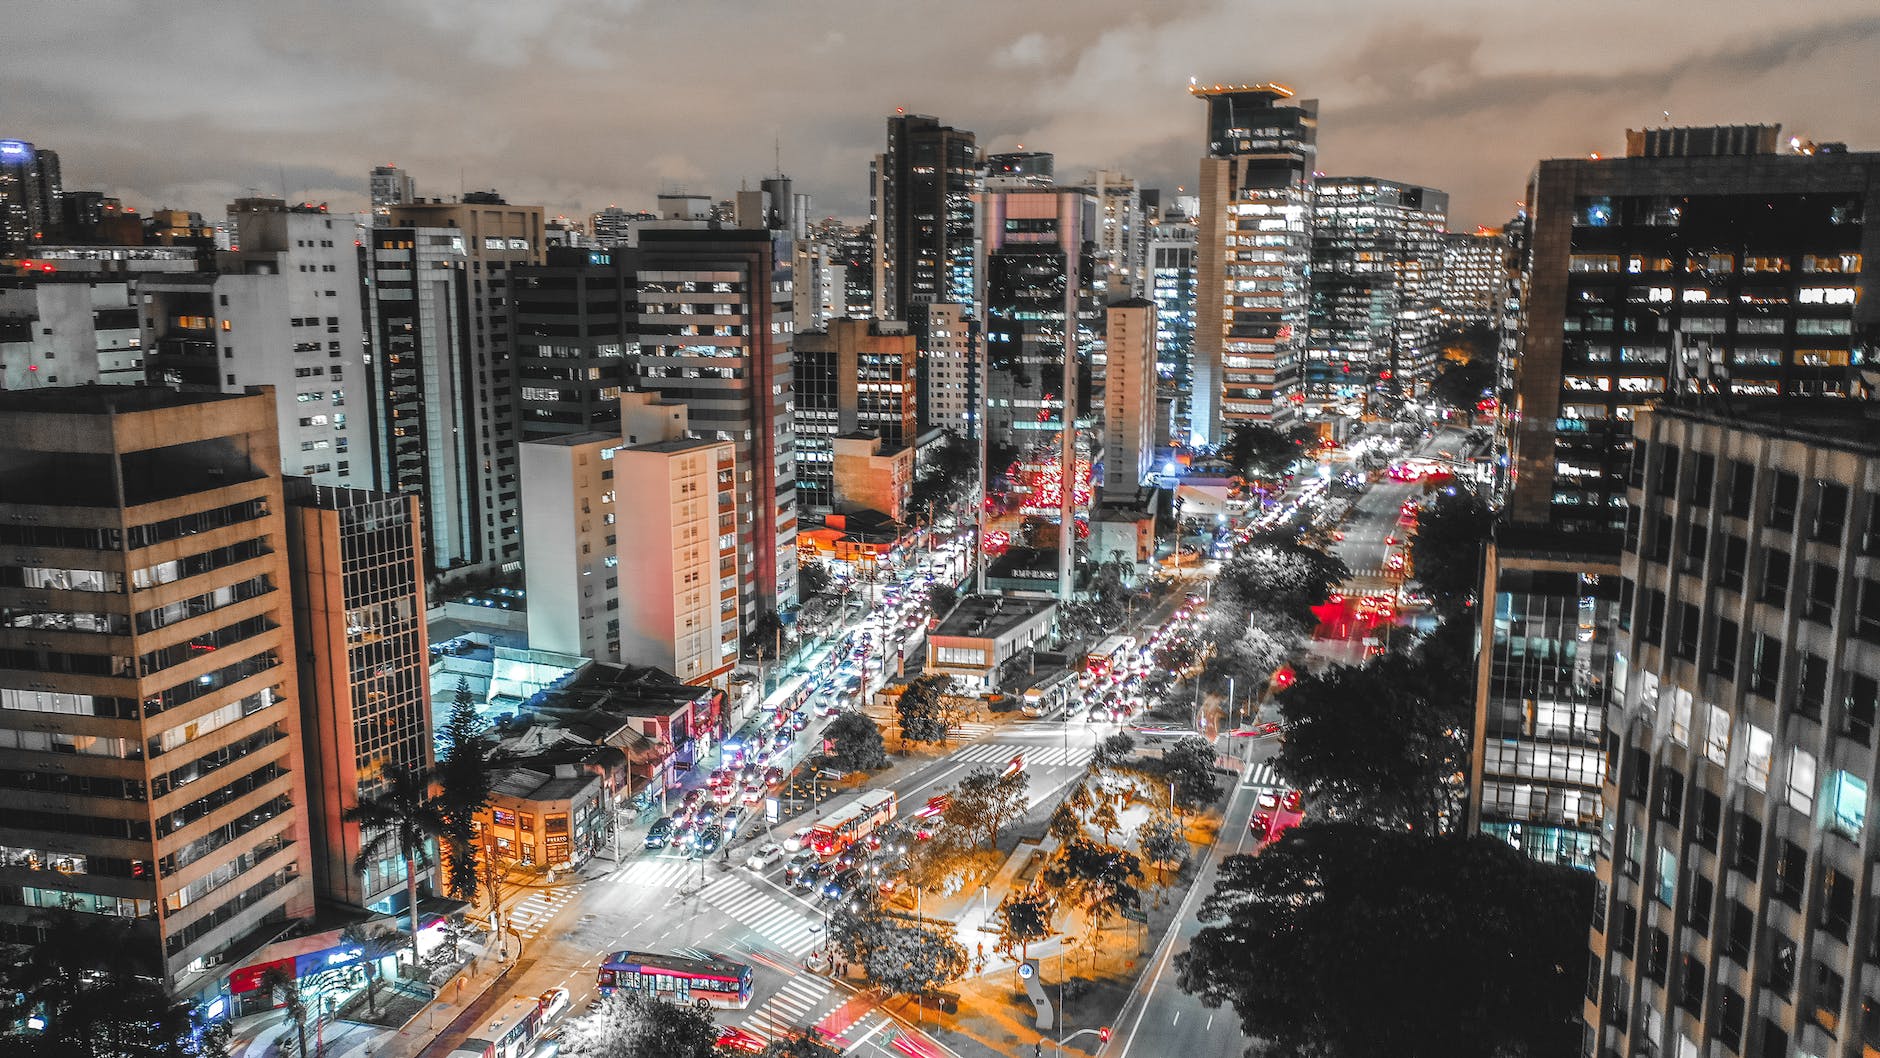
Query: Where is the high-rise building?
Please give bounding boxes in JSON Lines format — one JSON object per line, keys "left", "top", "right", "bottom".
{"left": 1148, "top": 201, "right": 1200, "bottom": 444}
{"left": 1583, "top": 399, "right": 1880, "bottom": 1058}
{"left": 819, "top": 221, "right": 875, "bottom": 319}
{"left": 0, "top": 273, "right": 146, "bottom": 388}
{"left": 1080, "top": 170, "right": 1148, "bottom": 300}
{"left": 284, "top": 482, "right": 434, "bottom": 911}
{"left": 612, "top": 396, "right": 741, "bottom": 683}
{"left": 520, "top": 432, "right": 626, "bottom": 663}
{"left": 368, "top": 165, "right": 415, "bottom": 216}
{"left": 1191, "top": 83, "right": 1317, "bottom": 442}
{"left": 512, "top": 246, "right": 636, "bottom": 442}
{"left": 387, "top": 195, "right": 546, "bottom": 575}
{"left": 0, "top": 386, "right": 316, "bottom": 1002}
{"left": 139, "top": 199, "right": 369, "bottom": 487}
{"left": 978, "top": 186, "right": 1098, "bottom": 452}
{"left": 792, "top": 238, "right": 841, "bottom": 331}
{"left": 0, "top": 139, "right": 61, "bottom": 251}
{"left": 984, "top": 151, "right": 1055, "bottom": 187}
{"left": 1102, "top": 300, "right": 1158, "bottom": 499}
{"left": 793, "top": 318, "right": 918, "bottom": 513}
{"left": 362, "top": 224, "right": 478, "bottom": 570}
{"left": 629, "top": 228, "right": 797, "bottom": 625}
{"left": 876, "top": 114, "right": 980, "bottom": 318}
{"left": 1471, "top": 126, "right": 1880, "bottom": 875}
{"left": 1507, "top": 126, "right": 1879, "bottom": 535}
{"left": 1440, "top": 229, "right": 1509, "bottom": 328}
{"left": 908, "top": 302, "right": 983, "bottom": 438}
{"left": 1307, "top": 177, "right": 1449, "bottom": 401}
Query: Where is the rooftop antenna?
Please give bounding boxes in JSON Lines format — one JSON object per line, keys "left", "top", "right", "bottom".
{"left": 278, "top": 165, "right": 288, "bottom": 200}
{"left": 774, "top": 134, "right": 782, "bottom": 179}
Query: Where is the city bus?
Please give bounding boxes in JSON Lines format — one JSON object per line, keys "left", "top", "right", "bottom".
{"left": 597, "top": 950, "right": 754, "bottom": 1009}
{"left": 1084, "top": 635, "right": 1137, "bottom": 684}
{"left": 448, "top": 993, "right": 546, "bottom": 1058}
{"left": 807, "top": 789, "right": 899, "bottom": 857}
{"left": 1022, "top": 670, "right": 1078, "bottom": 717}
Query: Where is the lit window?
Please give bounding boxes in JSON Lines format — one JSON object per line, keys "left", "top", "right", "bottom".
{"left": 1829, "top": 771, "right": 1867, "bottom": 839}
{"left": 1743, "top": 725, "right": 1772, "bottom": 791}
{"left": 1787, "top": 747, "right": 1816, "bottom": 814}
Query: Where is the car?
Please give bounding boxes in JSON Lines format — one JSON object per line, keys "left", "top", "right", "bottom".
{"left": 721, "top": 806, "right": 745, "bottom": 830}
{"left": 792, "top": 861, "right": 834, "bottom": 892}
{"left": 694, "top": 807, "right": 719, "bottom": 829}
{"left": 695, "top": 824, "right": 725, "bottom": 855}
{"left": 740, "top": 785, "right": 764, "bottom": 807}
{"left": 680, "top": 788, "right": 704, "bottom": 810}
{"left": 715, "top": 1027, "right": 766, "bottom": 1054}
{"left": 672, "top": 822, "right": 699, "bottom": 851}
{"left": 746, "top": 842, "right": 786, "bottom": 870}
{"left": 708, "top": 769, "right": 730, "bottom": 789}
{"left": 821, "top": 868, "right": 860, "bottom": 901}
{"left": 643, "top": 816, "right": 676, "bottom": 850}
{"left": 763, "top": 766, "right": 785, "bottom": 786}
{"left": 773, "top": 732, "right": 792, "bottom": 752}
{"left": 539, "top": 987, "right": 571, "bottom": 1022}
{"left": 711, "top": 784, "right": 737, "bottom": 805}
{"left": 1282, "top": 789, "right": 1304, "bottom": 811}
{"left": 791, "top": 711, "right": 811, "bottom": 732}
{"left": 782, "top": 826, "right": 813, "bottom": 853}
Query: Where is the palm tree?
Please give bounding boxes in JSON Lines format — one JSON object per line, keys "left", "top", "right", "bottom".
{"left": 259, "top": 964, "right": 309, "bottom": 1058}
{"left": 344, "top": 765, "right": 449, "bottom": 975}
{"left": 337, "top": 924, "right": 405, "bottom": 1019}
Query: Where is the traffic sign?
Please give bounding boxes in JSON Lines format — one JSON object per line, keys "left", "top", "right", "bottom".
{"left": 1018, "top": 962, "right": 1035, "bottom": 980}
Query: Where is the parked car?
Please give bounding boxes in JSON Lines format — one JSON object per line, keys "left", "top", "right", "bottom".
{"left": 643, "top": 816, "right": 676, "bottom": 850}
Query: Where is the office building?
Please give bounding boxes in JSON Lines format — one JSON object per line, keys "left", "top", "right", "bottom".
{"left": 1307, "top": 177, "right": 1449, "bottom": 401}
{"left": 629, "top": 228, "right": 797, "bottom": 626}
{"left": 1583, "top": 400, "right": 1880, "bottom": 1058}
{"left": 984, "top": 151, "right": 1055, "bottom": 187}
{"left": 1508, "top": 126, "right": 1880, "bottom": 535}
{"left": 793, "top": 318, "right": 918, "bottom": 512}
{"left": 978, "top": 186, "right": 1099, "bottom": 451}
{"left": 387, "top": 194, "right": 545, "bottom": 575}
{"left": 363, "top": 224, "right": 479, "bottom": 570}
{"left": 0, "top": 387, "right": 316, "bottom": 1002}
{"left": 512, "top": 246, "right": 635, "bottom": 441}
{"left": 1441, "top": 229, "right": 1509, "bottom": 328}
{"left": 140, "top": 199, "right": 369, "bottom": 487}
{"left": 284, "top": 482, "right": 434, "bottom": 911}
{"left": 1191, "top": 83, "right": 1317, "bottom": 441}
{"left": 831, "top": 433, "right": 915, "bottom": 523}
{"left": 817, "top": 220, "right": 875, "bottom": 319}
{"left": 0, "top": 139, "right": 60, "bottom": 252}
{"left": 612, "top": 395, "right": 741, "bottom": 684}
{"left": 1102, "top": 300, "right": 1157, "bottom": 498}
{"left": 521, "top": 432, "right": 625, "bottom": 663}
{"left": 369, "top": 166, "right": 415, "bottom": 216}
{"left": 0, "top": 273, "right": 145, "bottom": 388}
{"left": 1149, "top": 203, "right": 1200, "bottom": 444}
{"left": 1080, "top": 170, "right": 1148, "bottom": 299}
{"left": 876, "top": 114, "right": 980, "bottom": 317}
{"left": 793, "top": 238, "right": 841, "bottom": 331}
{"left": 908, "top": 302, "right": 983, "bottom": 438}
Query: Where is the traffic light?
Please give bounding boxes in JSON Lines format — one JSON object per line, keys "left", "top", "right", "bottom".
{"left": 1099, "top": 1026, "right": 1112, "bottom": 1042}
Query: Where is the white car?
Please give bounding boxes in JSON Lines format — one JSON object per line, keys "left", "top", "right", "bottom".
{"left": 746, "top": 842, "right": 786, "bottom": 870}
{"left": 782, "top": 826, "right": 813, "bottom": 853}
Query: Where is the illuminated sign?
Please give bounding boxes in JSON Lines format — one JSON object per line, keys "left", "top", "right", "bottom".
{"left": 0, "top": 141, "right": 30, "bottom": 159}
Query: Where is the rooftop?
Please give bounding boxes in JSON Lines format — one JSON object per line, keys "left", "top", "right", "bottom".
{"left": 1651, "top": 398, "right": 1880, "bottom": 457}
{"left": 932, "top": 593, "right": 1057, "bottom": 639}
{"left": 0, "top": 384, "right": 251, "bottom": 416}
{"left": 1188, "top": 81, "right": 1295, "bottom": 99}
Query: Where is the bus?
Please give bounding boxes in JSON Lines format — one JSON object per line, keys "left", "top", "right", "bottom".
{"left": 449, "top": 993, "right": 546, "bottom": 1058}
{"left": 807, "top": 789, "right": 898, "bottom": 857}
{"left": 597, "top": 950, "right": 754, "bottom": 1009}
{"left": 1022, "top": 670, "right": 1078, "bottom": 717}
{"left": 1084, "top": 635, "right": 1137, "bottom": 684}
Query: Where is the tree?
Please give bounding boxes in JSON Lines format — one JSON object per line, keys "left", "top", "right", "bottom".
{"left": 435, "top": 678, "right": 492, "bottom": 904}
{"left": 1088, "top": 796, "right": 1121, "bottom": 843}
{"left": 1431, "top": 358, "right": 1496, "bottom": 415}
{"left": 896, "top": 675, "right": 952, "bottom": 746}
{"left": 259, "top": 964, "right": 309, "bottom": 1058}
{"left": 1091, "top": 731, "right": 1136, "bottom": 768}
{"left": 1209, "top": 534, "right": 1349, "bottom": 639}
{"left": 1157, "top": 736, "right": 1222, "bottom": 811}
{"left": 1224, "top": 423, "right": 1302, "bottom": 482}
{"left": 561, "top": 989, "right": 721, "bottom": 1058}
{"left": 824, "top": 711, "right": 889, "bottom": 772}
{"left": 1045, "top": 800, "right": 1083, "bottom": 845}
{"left": 910, "top": 430, "right": 978, "bottom": 516}
{"left": 751, "top": 609, "right": 788, "bottom": 661}
{"left": 798, "top": 560, "right": 833, "bottom": 601}
{"left": 995, "top": 889, "right": 1057, "bottom": 970}
{"left": 1041, "top": 838, "right": 1144, "bottom": 946}
{"left": 1134, "top": 814, "right": 1190, "bottom": 895}
{"left": 928, "top": 583, "right": 959, "bottom": 616}
{"left": 4, "top": 914, "right": 229, "bottom": 1058}
{"left": 337, "top": 924, "right": 404, "bottom": 1020}
{"left": 1409, "top": 485, "right": 1494, "bottom": 613}
{"left": 344, "top": 765, "right": 450, "bottom": 973}
{"left": 761, "top": 1036, "right": 845, "bottom": 1058}
{"left": 944, "top": 765, "right": 1030, "bottom": 849}
{"left": 862, "top": 921, "right": 969, "bottom": 998}
{"left": 1199, "top": 623, "right": 1298, "bottom": 702}
{"left": 1176, "top": 823, "right": 1593, "bottom": 1058}
{"left": 1273, "top": 645, "right": 1471, "bottom": 834}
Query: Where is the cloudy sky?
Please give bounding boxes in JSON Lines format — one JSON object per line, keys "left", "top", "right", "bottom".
{"left": 7, "top": 0, "right": 1878, "bottom": 230}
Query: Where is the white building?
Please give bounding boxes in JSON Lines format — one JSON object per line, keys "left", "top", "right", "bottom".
{"left": 915, "top": 302, "right": 982, "bottom": 438}
{"left": 369, "top": 165, "right": 416, "bottom": 216}
{"left": 521, "top": 433, "right": 622, "bottom": 662}
{"left": 139, "top": 199, "right": 369, "bottom": 486}
{"left": 1081, "top": 170, "right": 1148, "bottom": 300}
{"left": 1102, "top": 300, "right": 1157, "bottom": 498}
{"left": 0, "top": 277, "right": 143, "bottom": 388}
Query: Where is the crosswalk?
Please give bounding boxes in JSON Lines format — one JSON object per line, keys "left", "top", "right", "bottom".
{"left": 614, "top": 856, "right": 709, "bottom": 888}
{"left": 700, "top": 875, "right": 825, "bottom": 956}
{"left": 736, "top": 975, "right": 841, "bottom": 1035}
{"left": 948, "top": 721, "right": 998, "bottom": 740}
{"left": 1243, "top": 760, "right": 1282, "bottom": 789}
{"left": 948, "top": 741, "right": 1094, "bottom": 769}
{"left": 507, "top": 885, "right": 579, "bottom": 939}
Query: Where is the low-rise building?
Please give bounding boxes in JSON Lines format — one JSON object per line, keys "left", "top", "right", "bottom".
{"left": 832, "top": 432, "right": 914, "bottom": 522}
{"left": 482, "top": 764, "right": 607, "bottom": 872}
{"left": 926, "top": 594, "right": 1058, "bottom": 691}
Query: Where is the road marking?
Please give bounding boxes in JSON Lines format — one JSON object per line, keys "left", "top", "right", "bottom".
{"left": 1171, "top": 1012, "right": 1180, "bottom": 1025}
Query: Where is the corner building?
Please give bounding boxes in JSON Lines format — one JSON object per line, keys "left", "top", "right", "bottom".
{"left": 0, "top": 387, "right": 315, "bottom": 1002}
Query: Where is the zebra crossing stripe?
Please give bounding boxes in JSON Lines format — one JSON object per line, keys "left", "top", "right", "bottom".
{"left": 1243, "top": 761, "right": 1281, "bottom": 789}
{"left": 949, "top": 743, "right": 1094, "bottom": 768}
{"left": 706, "top": 884, "right": 822, "bottom": 955}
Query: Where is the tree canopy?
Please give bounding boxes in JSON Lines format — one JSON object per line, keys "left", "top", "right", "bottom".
{"left": 1041, "top": 838, "right": 1144, "bottom": 942}
{"left": 1177, "top": 823, "right": 1593, "bottom": 1058}
{"left": 1223, "top": 424, "right": 1306, "bottom": 481}
{"left": 1156, "top": 735, "right": 1224, "bottom": 811}
{"left": 436, "top": 677, "right": 492, "bottom": 903}
{"left": 896, "top": 675, "right": 953, "bottom": 745}
{"left": 344, "top": 764, "right": 450, "bottom": 970}
{"left": 824, "top": 710, "right": 888, "bottom": 772}
{"left": 909, "top": 430, "right": 979, "bottom": 518}
{"left": 561, "top": 990, "right": 721, "bottom": 1058}
{"left": 943, "top": 764, "right": 1030, "bottom": 849}
{"left": 1408, "top": 485, "right": 1494, "bottom": 613}
{"left": 1208, "top": 533, "right": 1348, "bottom": 639}
{"left": 995, "top": 889, "right": 1057, "bottom": 964}
{"left": 861, "top": 920, "right": 970, "bottom": 998}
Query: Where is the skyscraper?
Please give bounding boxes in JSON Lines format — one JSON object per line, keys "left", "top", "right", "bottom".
{"left": 1102, "top": 299, "right": 1158, "bottom": 498}
{"left": 1148, "top": 201, "right": 1200, "bottom": 444}
{"left": 908, "top": 302, "right": 983, "bottom": 438}
{"left": 1440, "top": 229, "right": 1510, "bottom": 328}
{"left": 387, "top": 195, "right": 546, "bottom": 575}
{"left": 0, "top": 386, "right": 316, "bottom": 1003}
{"left": 793, "top": 318, "right": 918, "bottom": 512}
{"left": 0, "top": 139, "right": 61, "bottom": 251}
{"left": 512, "top": 246, "right": 636, "bottom": 442}
{"left": 1191, "top": 83, "right": 1317, "bottom": 442}
{"left": 368, "top": 165, "right": 415, "bottom": 216}
{"left": 1079, "top": 170, "right": 1148, "bottom": 300}
{"left": 978, "top": 185, "right": 1098, "bottom": 452}
{"left": 628, "top": 227, "right": 798, "bottom": 625}
{"left": 876, "top": 114, "right": 979, "bottom": 318}
{"left": 1307, "top": 177, "right": 1449, "bottom": 402}
{"left": 284, "top": 482, "right": 434, "bottom": 911}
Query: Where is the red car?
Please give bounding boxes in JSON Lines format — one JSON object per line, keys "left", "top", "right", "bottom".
{"left": 716, "top": 1027, "right": 765, "bottom": 1054}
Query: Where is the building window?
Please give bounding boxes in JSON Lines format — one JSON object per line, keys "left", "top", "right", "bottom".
{"left": 1743, "top": 725, "right": 1773, "bottom": 793}
{"left": 1685, "top": 869, "right": 1713, "bottom": 935}
{"left": 1712, "top": 618, "right": 1739, "bottom": 679}
{"left": 1828, "top": 771, "right": 1868, "bottom": 840}
{"left": 1771, "top": 842, "right": 1807, "bottom": 909}
{"left": 1844, "top": 674, "right": 1877, "bottom": 746}
{"left": 1656, "top": 765, "right": 1685, "bottom": 824}
{"left": 1717, "top": 534, "right": 1746, "bottom": 591}
{"left": 1724, "top": 901, "right": 1755, "bottom": 965}
{"left": 1716, "top": 988, "right": 1745, "bottom": 1051}
{"left": 1673, "top": 603, "right": 1700, "bottom": 659}
{"left": 1805, "top": 563, "right": 1838, "bottom": 624}
{"left": 1645, "top": 927, "right": 1669, "bottom": 982}
{"left": 1687, "top": 453, "right": 1715, "bottom": 508}
{"left": 1858, "top": 579, "right": 1880, "bottom": 642}
{"left": 1812, "top": 960, "right": 1846, "bottom": 1034}
{"left": 1655, "top": 847, "right": 1678, "bottom": 907}
{"left": 1693, "top": 788, "right": 1723, "bottom": 847}
{"left": 1797, "top": 652, "right": 1829, "bottom": 721}
{"left": 1815, "top": 481, "right": 1850, "bottom": 542}
{"left": 1677, "top": 954, "right": 1705, "bottom": 1017}
{"left": 1761, "top": 548, "right": 1791, "bottom": 607}
{"left": 1769, "top": 471, "right": 1799, "bottom": 530}
{"left": 1787, "top": 747, "right": 1817, "bottom": 813}
{"left": 1727, "top": 460, "right": 1755, "bottom": 518}
{"left": 1820, "top": 867, "right": 1856, "bottom": 939}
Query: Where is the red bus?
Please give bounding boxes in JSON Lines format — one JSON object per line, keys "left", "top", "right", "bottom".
{"left": 598, "top": 950, "right": 754, "bottom": 1009}
{"left": 808, "top": 789, "right": 898, "bottom": 857}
